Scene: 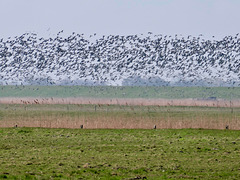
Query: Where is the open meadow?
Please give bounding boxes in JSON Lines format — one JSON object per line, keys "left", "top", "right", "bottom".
{"left": 1, "top": 85, "right": 240, "bottom": 179}
{"left": 1, "top": 127, "right": 240, "bottom": 179}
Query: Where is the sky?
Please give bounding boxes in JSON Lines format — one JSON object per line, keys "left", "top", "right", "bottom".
{"left": 0, "top": 0, "right": 240, "bottom": 39}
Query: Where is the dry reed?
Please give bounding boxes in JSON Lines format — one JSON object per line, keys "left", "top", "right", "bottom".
{"left": 1, "top": 105, "right": 239, "bottom": 130}
{"left": 1, "top": 97, "right": 240, "bottom": 129}
{"left": 1, "top": 97, "right": 240, "bottom": 107}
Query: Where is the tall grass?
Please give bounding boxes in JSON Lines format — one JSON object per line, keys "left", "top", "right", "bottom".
{"left": 1, "top": 104, "right": 239, "bottom": 130}
{"left": 1, "top": 97, "right": 240, "bottom": 107}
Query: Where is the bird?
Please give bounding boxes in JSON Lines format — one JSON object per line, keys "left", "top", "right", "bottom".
{"left": 0, "top": 32, "right": 239, "bottom": 87}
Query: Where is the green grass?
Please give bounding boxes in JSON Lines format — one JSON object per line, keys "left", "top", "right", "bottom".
{"left": 0, "top": 128, "right": 240, "bottom": 179}
{"left": 0, "top": 85, "right": 240, "bottom": 99}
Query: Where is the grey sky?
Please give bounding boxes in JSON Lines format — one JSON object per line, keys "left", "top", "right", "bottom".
{"left": 0, "top": 0, "right": 239, "bottom": 39}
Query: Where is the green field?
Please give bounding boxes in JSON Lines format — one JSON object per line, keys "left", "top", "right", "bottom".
{"left": 1, "top": 86, "right": 240, "bottom": 179}
{"left": 0, "top": 128, "right": 240, "bottom": 179}
{"left": 1, "top": 85, "right": 240, "bottom": 99}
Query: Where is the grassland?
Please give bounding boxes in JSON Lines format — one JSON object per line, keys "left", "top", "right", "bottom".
{"left": 1, "top": 85, "right": 240, "bottom": 99}
{"left": 0, "top": 127, "right": 240, "bottom": 179}
{"left": 1, "top": 86, "right": 240, "bottom": 179}
{"left": 1, "top": 104, "right": 240, "bottom": 130}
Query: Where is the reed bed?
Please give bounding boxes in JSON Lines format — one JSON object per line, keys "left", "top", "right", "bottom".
{"left": 1, "top": 97, "right": 240, "bottom": 107}
{"left": 0, "top": 103, "right": 239, "bottom": 130}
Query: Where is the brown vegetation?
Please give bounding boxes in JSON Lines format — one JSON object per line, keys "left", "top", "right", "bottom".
{"left": 1, "top": 104, "right": 240, "bottom": 130}
{"left": 1, "top": 97, "right": 240, "bottom": 107}
{"left": 1, "top": 97, "right": 240, "bottom": 130}
{"left": 1, "top": 111, "right": 239, "bottom": 130}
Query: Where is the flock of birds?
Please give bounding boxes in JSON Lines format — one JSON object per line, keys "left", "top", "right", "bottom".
{"left": 0, "top": 31, "right": 239, "bottom": 86}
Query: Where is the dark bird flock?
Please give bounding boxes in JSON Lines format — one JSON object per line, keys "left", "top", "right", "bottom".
{"left": 0, "top": 32, "right": 239, "bottom": 86}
